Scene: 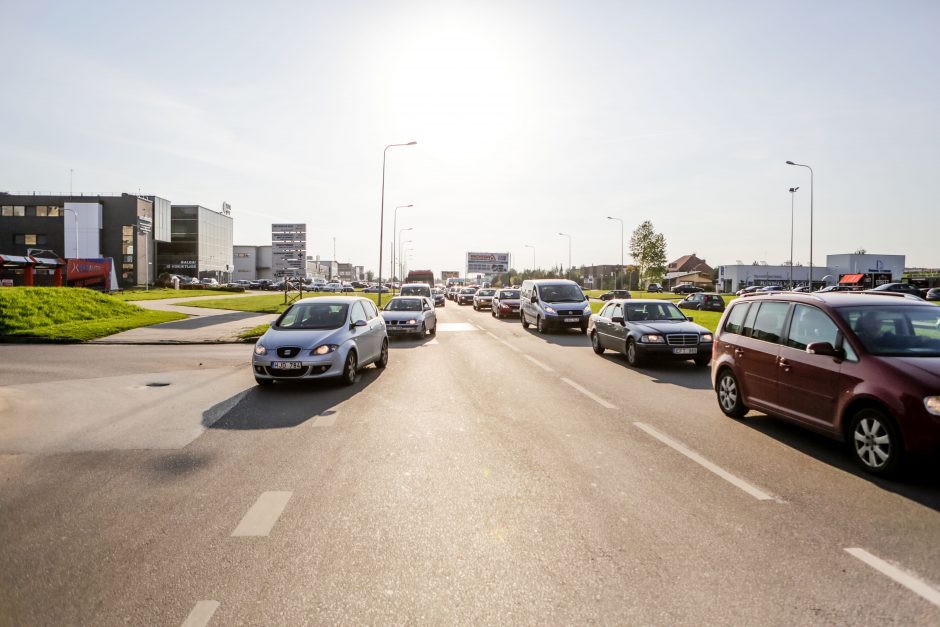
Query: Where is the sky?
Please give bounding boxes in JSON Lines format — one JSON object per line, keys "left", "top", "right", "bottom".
{"left": 2, "top": 0, "right": 938, "bottom": 276}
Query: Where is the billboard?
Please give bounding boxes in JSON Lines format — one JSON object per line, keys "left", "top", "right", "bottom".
{"left": 466, "top": 252, "right": 509, "bottom": 274}
{"left": 441, "top": 270, "right": 460, "bottom": 280}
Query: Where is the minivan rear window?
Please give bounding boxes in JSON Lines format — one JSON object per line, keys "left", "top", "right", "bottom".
{"left": 750, "top": 302, "right": 790, "bottom": 343}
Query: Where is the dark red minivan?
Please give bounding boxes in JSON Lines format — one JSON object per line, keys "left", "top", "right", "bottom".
{"left": 711, "top": 292, "right": 940, "bottom": 477}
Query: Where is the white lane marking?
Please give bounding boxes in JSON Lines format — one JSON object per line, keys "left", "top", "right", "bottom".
{"left": 561, "top": 377, "right": 617, "bottom": 409}
{"left": 845, "top": 548, "right": 940, "bottom": 608}
{"left": 232, "top": 491, "right": 293, "bottom": 537}
{"left": 633, "top": 422, "right": 774, "bottom": 501}
{"left": 485, "top": 331, "right": 499, "bottom": 340}
{"left": 181, "top": 600, "right": 219, "bottom": 627}
{"left": 473, "top": 323, "right": 485, "bottom": 330}
{"left": 499, "top": 340, "right": 521, "bottom": 352}
{"left": 436, "top": 322, "right": 477, "bottom": 332}
{"left": 524, "top": 354, "right": 553, "bottom": 371}
{"left": 313, "top": 412, "right": 337, "bottom": 427}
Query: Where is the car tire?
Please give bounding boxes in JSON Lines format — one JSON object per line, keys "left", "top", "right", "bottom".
{"left": 580, "top": 323, "right": 588, "bottom": 334}
{"left": 716, "top": 369, "right": 747, "bottom": 418}
{"left": 848, "top": 407, "right": 904, "bottom": 477}
{"left": 625, "top": 338, "right": 644, "bottom": 367}
{"left": 255, "top": 377, "right": 272, "bottom": 387}
{"left": 694, "top": 355, "right": 710, "bottom": 367}
{"left": 522, "top": 313, "right": 530, "bottom": 329}
{"left": 537, "top": 316, "right": 547, "bottom": 334}
{"left": 341, "top": 351, "right": 357, "bottom": 386}
{"left": 591, "top": 331, "right": 604, "bottom": 355}
{"left": 430, "top": 322, "right": 436, "bottom": 336}
{"left": 419, "top": 322, "right": 427, "bottom": 336}
{"left": 492, "top": 308, "right": 497, "bottom": 318}
{"left": 473, "top": 304, "right": 478, "bottom": 311}
{"left": 375, "top": 340, "right": 388, "bottom": 368}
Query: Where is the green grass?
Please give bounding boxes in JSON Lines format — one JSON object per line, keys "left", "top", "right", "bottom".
{"left": 178, "top": 291, "right": 385, "bottom": 314}
{"left": 111, "top": 288, "right": 243, "bottom": 301}
{"left": 239, "top": 323, "right": 272, "bottom": 339}
{"left": 0, "top": 287, "right": 186, "bottom": 341}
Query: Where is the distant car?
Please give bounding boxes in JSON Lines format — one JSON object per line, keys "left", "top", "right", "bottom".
{"left": 588, "top": 299, "right": 713, "bottom": 367}
{"left": 816, "top": 285, "right": 856, "bottom": 293}
{"left": 926, "top": 287, "right": 940, "bottom": 302}
{"left": 677, "top": 292, "right": 726, "bottom": 312}
{"left": 673, "top": 283, "right": 704, "bottom": 294}
{"left": 647, "top": 283, "right": 664, "bottom": 293}
{"left": 362, "top": 285, "right": 389, "bottom": 293}
{"left": 736, "top": 285, "right": 763, "bottom": 296}
{"left": 252, "top": 296, "right": 388, "bottom": 386}
{"left": 200, "top": 277, "right": 219, "bottom": 286}
{"left": 867, "top": 283, "right": 925, "bottom": 299}
{"left": 457, "top": 287, "right": 478, "bottom": 305}
{"left": 473, "top": 288, "right": 496, "bottom": 310}
{"left": 380, "top": 296, "right": 437, "bottom": 338}
{"left": 759, "top": 285, "right": 784, "bottom": 292}
{"left": 712, "top": 291, "right": 940, "bottom": 477}
{"left": 431, "top": 288, "right": 446, "bottom": 307}
{"left": 491, "top": 288, "right": 521, "bottom": 318}
{"left": 790, "top": 285, "right": 811, "bottom": 293}
{"left": 599, "top": 290, "right": 631, "bottom": 301}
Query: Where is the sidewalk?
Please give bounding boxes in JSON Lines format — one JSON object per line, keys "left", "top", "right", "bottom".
{"left": 91, "top": 293, "right": 277, "bottom": 344}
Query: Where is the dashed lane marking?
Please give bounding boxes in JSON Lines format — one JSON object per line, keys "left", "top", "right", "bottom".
{"left": 436, "top": 322, "right": 477, "bottom": 332}
{"left": 561, "top": 377, "right": 617, "bottom": 409}
{"left": 181, "top": 600, "right": 219, "bottom": 627}
{"left": 232, "top": 491, "right": 293, "bottom": 537}
{"left": 845, "top": 548, "right": 940, "bottom": 608}
{"left": 634, "top": 422, "right": 775, "bottom": 501}
{"left": 524, "top": 354, "right": 554, "bottom": 371}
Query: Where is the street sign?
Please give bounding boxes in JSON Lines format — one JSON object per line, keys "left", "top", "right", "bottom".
{"left": 138, "top": 216, "right": 152, "bottom": 234}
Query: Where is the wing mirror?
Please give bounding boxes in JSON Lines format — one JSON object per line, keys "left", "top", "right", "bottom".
{"left": 611, "top": 316, "right": 625, "bottom": 325}
{"left": 686, "top": 316, "right": 694, "bottom": 322}
{"left": 806, "top": 341, "right": 843, "bottom": 358}
{"left": 351, "top": 319, "right": 368, "bottom": 329}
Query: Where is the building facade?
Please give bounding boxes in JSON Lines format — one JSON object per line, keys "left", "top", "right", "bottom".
{"left": 233, "top": 245, "right": 273, "bottom": 281}
{"left": 156, "top": 205, "right": 234, "bottom": 282}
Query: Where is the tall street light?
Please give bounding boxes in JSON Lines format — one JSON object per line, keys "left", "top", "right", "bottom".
{"left": 524, "top": 244, "right": 535, "bottom": 273}
{"left": 606, "top": 216, "right": 624, "bottom": 289}
{"left": 391, "top": 204, "right": 413, "bottom": 287}
{"left": 788, "top": 187, "right": 799, "bottom": 288}
{"left": 398, "top": 230, "right": 413, "bottom": 286}
{"left": 62, "top": 207, "right": 79, "bottom": 259}
{"left": 558, "top": 232, "right": 571, "bottom": 277}
{"left": 378, "top": 141, "right": 417, "bottom": 306}
{"left": 786, "top": 160, "right": 814, "bottom": 289}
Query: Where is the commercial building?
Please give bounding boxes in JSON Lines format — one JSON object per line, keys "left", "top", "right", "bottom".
{"left": 716, "top": 253, "right": 905, "bottom": 293}
{"left": 155, "top": 205, "right": 234, "bottom": 282}
{"left": 272, "top": 223, "right": 306, "bottom": 278}
{"left": 233, "top": 245, "right": 273, "bottom": 281}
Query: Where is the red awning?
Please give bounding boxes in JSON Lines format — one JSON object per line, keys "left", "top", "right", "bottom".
{"left": 839, "top": 273, "right": 865, "bottom": 284}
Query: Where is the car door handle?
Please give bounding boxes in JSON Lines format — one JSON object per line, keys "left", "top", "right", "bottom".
{"left": 777, "top": 357, "right": 791, "bottom": 371}
{"left": 733, "top": 348, "right": 744, "bottom": 357}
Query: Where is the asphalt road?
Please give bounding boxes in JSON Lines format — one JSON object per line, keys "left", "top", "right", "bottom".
{"left": 1, "top": 304, "right": 939, "bottom": 625}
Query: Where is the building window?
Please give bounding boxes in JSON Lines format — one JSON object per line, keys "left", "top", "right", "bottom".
{"left": 47, "top": 206, "right": 61, "bottom": 217}
{"left": 122, "top": 225, "right": 134, "bottom": 258}
{"left": 8, "top": 206, "right": 26, "bottom": 217}
{"left": 14, "top": 233, "right": 47, "bottom": 246}
{"left": 1, "top": 206, "right": 11, "bottom": 217}
{"left": 35, "top": 206, "right": 48, "bottom": 217}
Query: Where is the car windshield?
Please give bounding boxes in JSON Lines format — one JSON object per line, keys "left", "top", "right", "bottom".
{"left": 625, "top": 302, "right": 687, "bottom": 321}
{"left": 539, "top": 284, "right": 585, "bottom": 303}
{"left": 400, "top": 286, "right": 429, "bottom": 296}
{"left": 478, "top": 289, "right": 495, "bottom": 296}
{"left": 385, "top": 298, "right": 423, "bottom": 312}
{"left": 838, "top": 306, "right": 940, "bottom": 356}
{"left": 499, "top": 290, "right": 520, "bottom": 299}
{"left": 276, "top": 303, "right": 349, "bottom": 330}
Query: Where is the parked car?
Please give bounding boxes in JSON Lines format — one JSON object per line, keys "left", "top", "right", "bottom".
{"left": 816, "top": 285, "right": 856, "bottom": 293}
{"left": 599, "top": 290, "right": 631, "bottom": 301}
{"left": 491, "top": 288, "right": 521, "bottom": 318}
{"left": 673, "top": 283, "right": 704, "bottom": 294}
{"left": 588, "top": 299, "right": 713, "bottom": 367}
{"left": 677, "top": 292, "right": 726, "bottom": 312}
{"left": 362, "top": 285, "right": 390, "bottom": 293}
{"left": 252, "top": 296, "right": 388, "bottom": 386}
{"left": 457, "top": 287, "right": 478, "bottom": 305}
{"left": 736, "top": 285, "right": 762, "bottom": 296}
{"left": 473, "top": 288, "right": 496, "bottom": 310}
{"left": 380, "top": 296, "right": 437, "bottom": 338}
{"left": 711, "top": 291, "right": 940, "bottom": 477}
{"left": 759, "top": 285, "right": 784, "bottom": 292}
{"left": 926, "top": 287, "right": 940, "bottom": 301}
{"left": 520, "top": 279, "right": 591, "bottom": 334}
{"left": 200, "top": 278, "right": 219, "bottom": 286}
{"left": 867, "top": 282, "right": 924, "bottom": 299}
{"left": 431, "top": 288, "right": 446, "bottom": 307}
{"left": 790, "top": 285, "right": 811, "bottom": 292}
{"left": 647, "top": 283, "right": 663, "bottom": 293}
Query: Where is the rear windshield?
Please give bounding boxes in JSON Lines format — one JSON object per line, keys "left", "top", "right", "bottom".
{"left": 400, "top": 286, "right": 430, "bottom": 296}
{"left": 838, "top": 306, "right": 940, "bottom": 356}
{"left": 384, "top": 298, "right": 423, "bottom": 312}
{"left": 539, "top": 284, "right": 585, "bottom": 303}
{"left": 276, "top": 303, "right": 348, "bottom": 330}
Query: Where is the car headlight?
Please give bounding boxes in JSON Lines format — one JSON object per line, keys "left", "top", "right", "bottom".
{"left": 701, "top": 333, "right": 713, "bottom": 343}
{"left": 544, "top": 306, "right": 556, "bottom": 314}
{"left": 312, "top": 344, "right": 338, "bottom": 355}
{"left": 642, "top": 334, "right": 665, "bottom": 343}
{"left": 407, "top": 319, "right": 417, "bottom": 325}
{"left": 925, "top": 396, "right": 940, "bottom": 416}
{"left": 253, "top": 343, "right": 267, "bottom": 355}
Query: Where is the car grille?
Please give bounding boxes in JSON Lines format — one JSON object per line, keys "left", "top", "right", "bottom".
{"left": 666, "top": 334, "right": 699, "bottom": 346}
{"left": 276, "top": 346, "right": 302, "bottom": 358}
{"left": 558, "top": 310, "right": 583, "bottom": 316}
{"left": 386, "top": 320, "right": 416, "bottom": 326}
{"left": 264, "top": 366, "right": 309, "bottom": 377}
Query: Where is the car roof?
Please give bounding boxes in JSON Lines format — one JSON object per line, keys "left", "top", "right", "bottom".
{"left": 524, "top": 279, "right": 579, "bottom": 285}
{"left": 729, "top": 292, "right": 929, "bottom": 308}
{"left": 605, "top": 299, "right": 679, "bottom": 305}
{"left": 294, "top": 296, "right": 363, "bottom": 304}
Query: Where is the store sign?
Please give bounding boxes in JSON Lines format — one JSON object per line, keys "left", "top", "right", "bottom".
{"left": 466, "top": 252, "right": 509, "bottom": 274}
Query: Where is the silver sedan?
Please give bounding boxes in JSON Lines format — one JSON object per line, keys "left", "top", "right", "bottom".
{"left": 380, "top": 296, "right": 437, "bottom": 337}
{"left": 252, "top": 296, "right": 388, "bottom": 386}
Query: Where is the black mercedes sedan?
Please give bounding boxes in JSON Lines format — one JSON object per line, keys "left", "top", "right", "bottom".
{"left": 588, "top": 299, "right": 713, "bottom": 367}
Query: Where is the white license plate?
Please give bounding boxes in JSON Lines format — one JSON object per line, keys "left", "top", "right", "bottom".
{"left": 564, "top": 317, "right": 580, "bottom": 322}
{"left": 271, "top": 361, "right": 302, "bottom": 369}
{"left": 672, "top": 347, "right": 698, "bottom": 355}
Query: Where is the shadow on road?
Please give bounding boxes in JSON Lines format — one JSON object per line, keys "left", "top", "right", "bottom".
{"left": 202, "top": 366, "right": 383, "bottom": 430}
{"left": 521, "top": 326, "right": 591, "bottom": 348}
{"left": 387, "top": 334, "right": 435, "bottom": 349}
{"left": 155, "top": 311, "right": 266, "bottom": 330}
{"left": 738, "top": 413, "right": 940, "bottom": 511}
{"left": 596, "top": 352, "right": 712, "bottom": 390}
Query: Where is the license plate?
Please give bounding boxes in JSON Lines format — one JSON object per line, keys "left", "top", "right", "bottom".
{"left": 673, "top": 347, "right": 698, "bottom": 355}
{"left": 271, "top": 361, "right": 302, "bottom": 369}
{"left": 564, "top": 317, "right": 579, "bottom": 323}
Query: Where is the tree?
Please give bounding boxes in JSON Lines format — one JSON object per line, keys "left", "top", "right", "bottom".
{"left": 629, "top": 221, "right": 668, "bottom": 287}
{"left": 365, "top": 270, "right": 375, "bottom": 281}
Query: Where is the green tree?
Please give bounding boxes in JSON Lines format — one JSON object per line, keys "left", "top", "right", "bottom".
{"left": 629, "top": 220, "right": 668, "bottom": 287}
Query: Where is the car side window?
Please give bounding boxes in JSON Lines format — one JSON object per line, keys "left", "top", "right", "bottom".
{"left": 785, "top": 304, "right": 840, "bottom": 351}
{"left": 750, "top": 302, "right": 790, "bottom": 344}
{"left": 350, "top": 302, "right": 367, "bottom": 324}
{"left": 741, "top": 302, "right": 760, "bottom": 336}
{"left": 611, "top": 304, "right": 623, "bottom": 319}
{"left": 599, "top": 303, "right": 611, "bottom": 317}
{"left": 724, "top": 303, "right": 750, "bottom": 334}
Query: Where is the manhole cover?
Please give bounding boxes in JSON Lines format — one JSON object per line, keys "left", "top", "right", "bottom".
{"left": 146, "top": 382, "right": 171, "bottom": 387}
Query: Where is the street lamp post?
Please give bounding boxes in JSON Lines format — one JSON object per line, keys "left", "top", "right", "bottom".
{"left": 391, "top": 204, "right": 413, "bottom": 288}
{"left": 378, "top": 141, "right": 417, "bottom": 306}
{"left": 62, "top": 207, "right": 79, "bottom": 259}
{"left": 524, "top": 244, "right": 535, "bottom": 274}
{"left": 788, "top": 186, "right": 799, "bottom": 288}
{"left": 786, "top": 160, "right": 813, "bottom": 289}
{"left": 398, "top": 229, "right": 413, "bottom": 288}
{"left": 606, "top": 216, "right": 624, "bottom": 289}
{"left": 558, "top": 232, "right": 571, "bottom": 277}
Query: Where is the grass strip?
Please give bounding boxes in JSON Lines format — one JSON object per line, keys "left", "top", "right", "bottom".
{"left": 110, "top": 288, "right": 244, "bottom": 301}
{"left": 178, "top": 292, "right": 385, "bottom": 314}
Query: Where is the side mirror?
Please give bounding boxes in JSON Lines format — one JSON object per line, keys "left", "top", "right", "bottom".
{"left": 686, "top": 316, "right": 694, "bottom": 322}
{"left": 352, "top": 319, "right": 368, "bottom": 328}
{"left": 611, "top": 316, "right": 625, "bottom": 325}
{"left": 806, "top": 341, "right": 843, "bottom": 358}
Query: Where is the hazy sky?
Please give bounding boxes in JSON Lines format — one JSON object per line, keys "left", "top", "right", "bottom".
{"left": 3, "top": 0, "right": 938, "bottom": 275}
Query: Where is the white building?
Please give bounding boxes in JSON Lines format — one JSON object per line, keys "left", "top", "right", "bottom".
{"left": 825, "top": 253, "right": 905, "bottom": 282}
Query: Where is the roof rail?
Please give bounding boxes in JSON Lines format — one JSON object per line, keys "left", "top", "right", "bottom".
{"left": 858, "top": 290, "right": 923, "bottom": 300}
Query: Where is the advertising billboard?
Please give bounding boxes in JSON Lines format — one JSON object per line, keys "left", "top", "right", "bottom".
{"left": 466, "top": 252, "right": 509, "bottom": 274}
